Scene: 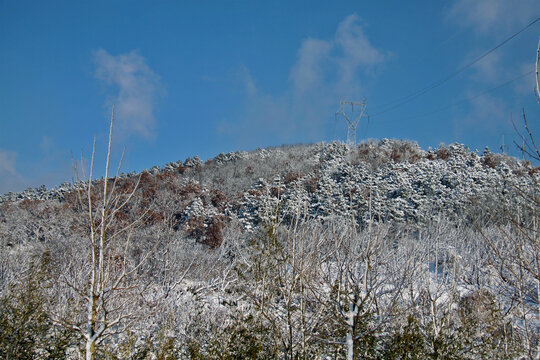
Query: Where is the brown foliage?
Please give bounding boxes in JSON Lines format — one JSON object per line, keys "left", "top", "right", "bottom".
{"left": 156, "top": 171, "right": 178, "bottom": 183}
{"left": 179, "top": 182, "right": 202, "bottom": 199}
{"left": 437, "top": 146, "right": 451, "bottom": 160}
{"left": 357, "top": 143, "right": 371, "bottom": 158}
{"left": 458, "top": 289, "right": 499, "bottom": 325}
{"left": 425, "top": 151, "right": 437, "bottom": 161}
{"left": 390, "top": 144, "right": 421, "bottom": 163}
{"left": 139, "top": 172, "right": 154, "bottom": 187}
{"left": 248, "top": 188, "right": 265, "bottom": 197}
{"left": 270, "top": 186, "right": 283, "bottom": 197}
{"left": 142, "top": 187, "right": 157, "bottom": 200}
{"left": 177, "top": 164, "right": 187, "bottom": 174}
{"left": 204, "top": 215, "right": 228, "bottom": 248}
{"left": 304, "top": 177, "right": 319, "bottom": 193}
{"left": 186, "top": 216, "right": 205, "bottom": 239}
{"left": 114, "top": 210, "right": 131, "bottom": 224}
{"left": 389, "top": 148, "right": 400, "bottom": 162}
{"left": 210, "top": 189, "right": 227, "bottom": 210}
{"left": 117, "top": 179, "right": 136, "bottom": 195}
{"left": 284, "top": 172, "right": 302, "bottom": 184}
{"left": 144, "top": 209, "right": 164, "bottom": 226}
{"left": 19, "top": 199, "right": 43, "bottom": 215}
{"left": 156, "top": 172, "right": 181, "bottom": 193}
{"left": 482, "top": 153, "right": 501, "bottom": 169}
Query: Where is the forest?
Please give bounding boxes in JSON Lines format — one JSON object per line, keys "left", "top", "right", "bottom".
{"left": 0, "top": 118, "right": 538, "bottom": 359}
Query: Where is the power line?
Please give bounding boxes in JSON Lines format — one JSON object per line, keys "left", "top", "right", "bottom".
{"left": 370, "top": 16, "right": 540, "bottom": 117}
{"left": 377, "top": 70, "right": 534, "bottom": 124}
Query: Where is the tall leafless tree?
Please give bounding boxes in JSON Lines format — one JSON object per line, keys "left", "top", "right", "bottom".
{"left": 51, "top": 108, "right": 162, "bottom": 360}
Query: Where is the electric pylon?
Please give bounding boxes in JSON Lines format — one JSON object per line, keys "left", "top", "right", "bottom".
{"left": 335, "top": 97, "right": 369, "bottom": 145}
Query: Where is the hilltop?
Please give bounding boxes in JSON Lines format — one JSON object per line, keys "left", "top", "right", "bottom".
{"left": 1, "top": 139, "right": 536, "bottom": 246}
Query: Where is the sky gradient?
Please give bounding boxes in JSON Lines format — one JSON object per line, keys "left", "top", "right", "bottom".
{"left": 1, "top": 0, "right": 539, "bottom": 193}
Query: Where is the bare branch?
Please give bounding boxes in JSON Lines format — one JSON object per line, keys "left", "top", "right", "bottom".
{"left": 535, "top": 40, "right": 540, "bottom": 104}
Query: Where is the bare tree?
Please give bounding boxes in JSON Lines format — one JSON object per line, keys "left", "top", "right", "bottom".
{"left": 309, "top": 217, "right": 411, "bottom": 360}
{"left": 235, "top": 209, "right": 326, "bottom": 359}
{"left": 536, "top": 40, "right": 540, "bottom": 104}
{"left": 52, "top": 108, "right": 161, "bottom": 360}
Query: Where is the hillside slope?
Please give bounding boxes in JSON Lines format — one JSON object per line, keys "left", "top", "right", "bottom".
{"left": 0, "top": 139, "right": 538, "bottom": 359}
{"left": 1, "top": 139, "right": 536, "bottom": 247}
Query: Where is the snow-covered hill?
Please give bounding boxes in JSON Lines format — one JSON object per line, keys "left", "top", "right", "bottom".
{"left": 1, "top": 139, "right": 538, "bottom": 359}
{"left": 2, "top": 140, "right": 537, "bottom": 237}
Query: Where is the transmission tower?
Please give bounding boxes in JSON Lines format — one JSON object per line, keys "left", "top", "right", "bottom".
{"left": 335, "top": 97, "right": 369, "bottom": 145}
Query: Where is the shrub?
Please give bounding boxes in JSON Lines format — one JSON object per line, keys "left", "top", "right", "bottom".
{"left": 304, "top": 176, "right": 319, "bottom": 193}
{"left": 0, "top": 250, "right": 74, "bottom": 359}
{"left": 384, "top": 315, "right": 427, "bottom": 359}
{"left": 186, "top": 216, "right": 205, "bottom": 239}
{"left": 270, "top": 186, "right": 283, "bottom": 197}
{"left": 204, "top": 215, "right": 228, "bottom": 248}
{"left": 116, "top": 178, "right": 137, "bottom": 195}
{"left": 210, "top": 189, "right": 227, "bottom": 210}
{"left": 284, "top": 171, "right": 302, "bottom": 184}
{"left": 436, "top": 144, "right": 451, "bottom": 160}
{"left": 179, "top": 182, "right": 202, "bottom": 199}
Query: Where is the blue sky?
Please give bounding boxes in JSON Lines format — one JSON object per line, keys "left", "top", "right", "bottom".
{"left": 0, "top": 0, "right": 539, "bottom": 193}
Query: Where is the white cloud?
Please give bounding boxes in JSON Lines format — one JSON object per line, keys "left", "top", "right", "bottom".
{"left": 94, "top": 49, "right": 164, "bottom": 139}
{"left": 223, "top": 14, "right": 387, "bottom": 147}
{"left": 462, "top": 42, "right": 536, "bottom": 92}
{"left": 334, "top": 14, "right": 386, "bottom": 85}
{"left": 446, "top": 0, "right": 538, "bottom": 137}
{"left": 447, "top": 0, "right": 537, "bottom": 35}
{"left": 290, "top": 38, "right": 332, "bottom": 94}
{"left": 0, "top": 150, "right": 26, "bottom": 194}
{"left": 0, "top": 150, "right": 17, "bottom": 176}
{"left": 40, "top": 135, "right": 55, "bottom": 154}
{"left": 238, "top": 65, "right": 258, "bottom": 97}
{"left": 469, "top": 51, "right": 503, "bottom": 84}
{"left": 289, "top": 14, "right": 386, "bottom": 96}
{"left": 453, "top": 93, "right": 509, "bottom": 140}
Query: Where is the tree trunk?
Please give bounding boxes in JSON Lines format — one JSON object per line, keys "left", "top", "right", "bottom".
{"left": 85, "top": 338, "right": 95, "bottom": 360}
{"left": 86, "top": 277, "right": 97, "bottom": 360}
{"left": 346, "top": 302, "right": 357, "bottom": 360}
